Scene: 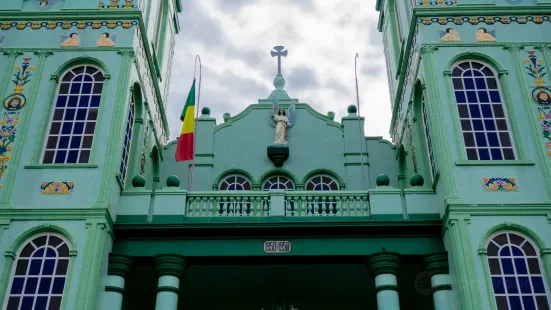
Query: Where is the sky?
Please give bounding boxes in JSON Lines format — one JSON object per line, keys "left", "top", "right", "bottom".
{"left": 165, "top": 0, "right": 392, "bottom": 141}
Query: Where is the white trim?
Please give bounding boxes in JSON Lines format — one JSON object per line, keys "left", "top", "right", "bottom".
{"left": 485, "top": 231, "right": 551, "bottom": 310}
{"left": 41, "top": 65, "right": 104, "bottom": 164}
{"left": 3, "top": 233, "right": 71, "bottom": 310}
{"left": 261, "top": 176, "right": 294, "bottom": 191}
{"left": 450, "top": 60, "right": 517, "bottom": 161}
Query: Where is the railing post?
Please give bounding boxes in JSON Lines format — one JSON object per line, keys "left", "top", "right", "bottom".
{"left": 269, "top": 190, "right": 286, "bottom": 217}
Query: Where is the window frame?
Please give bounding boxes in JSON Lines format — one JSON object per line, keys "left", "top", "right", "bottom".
{"left": 421, "top": 93, "right": 437, "bottom": 180}
{"left": 484, "top": 231, "right": 551, "bottom": 310}
{"left": 305, "top": 175, "right": 339, "bottom": 191}
{"left": 450, "top": 60, "right": 517, "bottom": 161}
{"left": 119, "top": 92, "right": 136, "bottom": 187}
{"left": 2, "top": 233, "right": 72, "bottom": 310}
{"left": 40, "top": 65, "right": 105, "bottom": 165}
{"left": 261, "top": 176, "right": 295, "bottom": 191}
{"left": 218, "top": 175, "right": 253, "bottom": 191}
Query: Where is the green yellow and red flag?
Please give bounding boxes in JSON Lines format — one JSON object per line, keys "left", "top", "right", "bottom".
{"left": 175, "top": 79, "right": 196, "bottom": 162}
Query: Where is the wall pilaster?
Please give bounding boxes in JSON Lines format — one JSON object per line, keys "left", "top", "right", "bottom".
{"left": 420, "top": 46, "right": 458, "bottom": 198}
{"left": 504, "top": 44, "right": 551, "bottom": 200}
{"left": 446, "top": 216, "right": 482, "bottom": 310}
{"left": 0, "top": 50, "right": 53, "bottom": 203}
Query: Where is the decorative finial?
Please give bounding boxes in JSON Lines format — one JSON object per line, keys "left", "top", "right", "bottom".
{"left": 271, "top": 46, "right": 287, "bottom": 76}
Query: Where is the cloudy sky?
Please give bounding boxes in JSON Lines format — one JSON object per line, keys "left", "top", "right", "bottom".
{"left": 166, "top": 0, "right": 392, "bottom": 140}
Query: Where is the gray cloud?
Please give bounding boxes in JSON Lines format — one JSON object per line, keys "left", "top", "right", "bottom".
{"left": 285, "top": 67, "right": 320, "bottom": 91}
{"left": 167, "top": 0, "right": 391, "bottom": 140}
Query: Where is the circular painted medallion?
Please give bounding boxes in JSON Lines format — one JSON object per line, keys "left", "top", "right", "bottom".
{"left": 533, "top": 87, "right": 551, "bottom": 105}
{"left": 3, "top": 94, "right": 26, "bottom": 111}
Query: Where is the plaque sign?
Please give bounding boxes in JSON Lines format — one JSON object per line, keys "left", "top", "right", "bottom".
{"left": 264, "top": 241, "right": 291, "bottom": 253}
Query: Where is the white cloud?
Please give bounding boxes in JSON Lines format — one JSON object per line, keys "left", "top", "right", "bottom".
{"left": 167, "top": 0, "right": 391, "bottom": 140}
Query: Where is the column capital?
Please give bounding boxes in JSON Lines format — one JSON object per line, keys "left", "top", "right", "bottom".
{"left": 367, "top": 252, "right": 401, "bottom": 277}
{"left": 420, "top": 45, "right": 438, "bottom": 55}
{"left": 107, "top": 253, "right": 133, "bottom": 278}
{"left": 423, "top": 252, "right": 449, "bottom": 276}
{"left": 503, "top": 45, "right": 524, "bottom": 53}
{"left": 154, "top": 254, "right": 187, "bottom": 278}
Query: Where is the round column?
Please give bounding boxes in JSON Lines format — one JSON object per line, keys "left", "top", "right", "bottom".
{"left": 424, "top": 252, "right": 453, "bottom": 310}
{"left": 101, "top": 254, "right": 133, "bottom": 310}
{"left": 154, "top": 255, "right": 187, "bottom": 310}
{"left": 367, "top": 252, "right": 401, "bottom": 310}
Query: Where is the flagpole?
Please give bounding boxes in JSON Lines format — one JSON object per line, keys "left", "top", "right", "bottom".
{"left": 189, "top": 55, "right": 202, "bottom": 191}
{"left": 355, "top": 53, "right": 367, "bottom": 191}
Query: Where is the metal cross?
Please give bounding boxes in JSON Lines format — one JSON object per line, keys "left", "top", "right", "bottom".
{"left": 271, "top": 46, "right": 288, "bottom": 76}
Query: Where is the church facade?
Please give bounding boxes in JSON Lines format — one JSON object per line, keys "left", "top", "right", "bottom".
{"left": 0, "top": 0, "right": 551, "bottom": 309}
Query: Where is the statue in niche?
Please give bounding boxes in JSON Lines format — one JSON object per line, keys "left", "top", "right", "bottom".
{"left": 270, "top": 98, "right": 296, "bottom": 145}
{"left": 440, "top": 28, "right": 460, "bottom": 42}
{"left": 476, "top": 28, "right": 496, "bottom": 42}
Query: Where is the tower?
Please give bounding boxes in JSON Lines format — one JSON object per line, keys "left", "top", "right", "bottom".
{"left": 0, "top": 0, "right": 180, "bottom": 309}
{"left": 377, "top": 0, "right": 551, "bottom": 309}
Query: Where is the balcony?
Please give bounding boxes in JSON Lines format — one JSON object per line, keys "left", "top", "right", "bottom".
{"left": 117, "top": 186, "right": 441, "bottom": 224}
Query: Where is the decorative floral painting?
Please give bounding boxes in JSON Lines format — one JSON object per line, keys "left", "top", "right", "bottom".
{"left": 539, "top": 108, "right": 551, "bottom": 157}
{"left": 0, "top": 113, "right": 20, "bottom": 191}
{"left": 40, "top": 181, "right": 74, "bottom": 194}
{"left": 483, "top": 177, "right": 518, "bottom": 191}
{"left": 3, "top": 58, "right": 35, "bottom": 111}
{"left": 524, "top": 50, "right": 550, "bottom": 104}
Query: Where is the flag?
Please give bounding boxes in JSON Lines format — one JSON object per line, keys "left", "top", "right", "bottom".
{"left": 175, "top": 79, "right": 196, "bottom": 162}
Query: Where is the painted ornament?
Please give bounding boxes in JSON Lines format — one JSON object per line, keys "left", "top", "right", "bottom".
{"left": 60, "top": 33, "right": 80, "bottom": 47}
{"left": 524, "top": 50, "right": 549, "bottom": 104}
{"left": 96, "top": 32, "right": 117, "bottom": 47}
{"left": 40, "top": 181, "right": 74, "bottom": 194}
{"left": 440, "top": 28, "right": 460, "bottom": 42}
{"left": 0, "top": 113, "right": 20, "bottom": 191}
{"left": 483, "top": 177, "right": 518, "bottom": 191}
{"left": 38, "top": 0, "right": 56, "bottom": 8}
{"left": 476, "top": 28, "right": 496, "bottom": 42}
{"left": 3, "top": 58, "right": 35, "bottom": 111}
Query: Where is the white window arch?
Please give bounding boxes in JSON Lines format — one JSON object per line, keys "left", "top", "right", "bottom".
{"left": 305, "top": 175, "right": 338, "bottom": 191}
{"left": 42, "top": 65, "right": 104, "bottom": 164}
{"left": 218, "top": 175, "right": 252, "bottom": 191}
{"left": 262, "top": 176, "right": 294, "bottom": 191}
{"left": 119, "top": 91, "right": 135, "bottom": 186}
{"left": 451, "top": 60, "right": 515, "bottom": 160}
{"left": 486, "top": 231, "right": 551, "bottom": 309}
{"left": 3, "top": 233, "right": 71, "bottom": 310}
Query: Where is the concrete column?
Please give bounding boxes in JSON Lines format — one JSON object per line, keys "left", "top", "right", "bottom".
{"left": 154, "top": 255, "right": 187, "bottom": 310}
{"left": 367, "top": 252, "right": 401, "bottom": 310}
{"left": 100, "top": 254, "right": 133, "bottom": 310}
{"left": 424, "top": 252, "right": 454, "bottom": 310}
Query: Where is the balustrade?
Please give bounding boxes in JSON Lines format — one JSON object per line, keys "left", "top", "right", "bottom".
{"left": 185, "top": 191, "right": 370, "bottom": 218}
{"left": 186, "top": 192, "right": 270, "bottom": 217}
{"left": 284, "top": 191, "right": 370, "bottom": 217}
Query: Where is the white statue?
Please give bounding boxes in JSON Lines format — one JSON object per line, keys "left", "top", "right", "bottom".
{"left": 271, "top": 98, "right": 296, "bottom": 145}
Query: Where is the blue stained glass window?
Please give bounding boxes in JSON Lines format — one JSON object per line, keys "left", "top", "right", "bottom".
{"left": 4, "top": 234, "right": 70, "bottom": 310}
{"left": 486, "top": 232, "right": 551, "bottom": 309}
{"left": 523, "top": 296, "right": 537, "bottom": 310}
{"left": 42, "top": 65, "right": 104, "bottom": 164}
{"left": 492, "top": 277, "right": 505, "bottom": 294}
{"left": 119, "top": 92, "right": 135, "bottom": 186}
{"left": 422, "top": 97, "right": 437, "bottom": 180}
{"left": 451, "top": 61, "right": 515, "bottom": 161}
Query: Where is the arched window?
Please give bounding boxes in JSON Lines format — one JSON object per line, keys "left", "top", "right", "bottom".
{"left": 42, "top": 65, "right": 104, "bottom": 164}
{"left": 4, "top": 233, "right": 70, "bottom": 310}
{"left": 421, "top": 93, "right": 436, "bottom": 179}
{"left": 451, "top": 61, "right": 515, "bottom": 161}
{"left": 218, "top": 175, "right": 252, "bottom": 191}
{"left": 119, "top": 92, "right": 135, "bottom": 185}
{"left": 305, "top": 175, "right": 338, "bottom": 191}
{"left": 486, "top": 232, "right": 551, "bottom": 309}
{"left": 262, "top": 176, "right": 294, "bottom": 191}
